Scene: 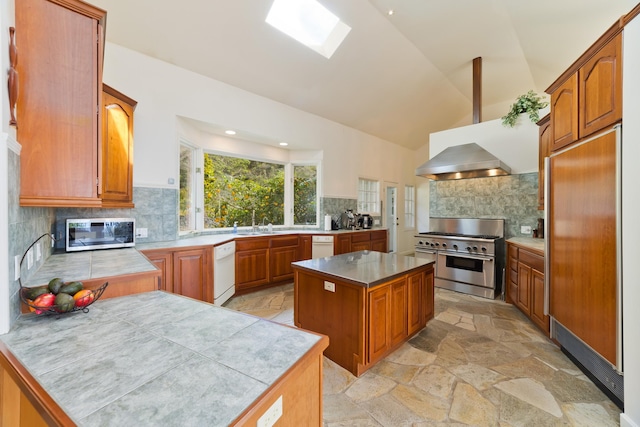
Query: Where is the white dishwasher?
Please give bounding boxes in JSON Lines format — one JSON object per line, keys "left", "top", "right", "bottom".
{"left": 312, "top": 235, "right": 334, "bottom": 259}
{"left": 213, "top": 241, "right": 236, "bottom": 306}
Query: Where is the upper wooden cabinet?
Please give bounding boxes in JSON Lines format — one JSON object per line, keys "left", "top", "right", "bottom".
{"left": 547, "top": 30, "right": 622, "bottom": 152}
{"left": 101, "top": 84, "right": 136, "bottom": 207}
{"left": 16, "top": 0, "right": 107, "bottom": 207}
{"left": 550, "top": 74, "right": 578, "bottom": 151}
{"left": 578, "top": 33, "right": 622, "bottom": 138}
{"left": 537, "top": 114, "right": 551, "bottom": 210}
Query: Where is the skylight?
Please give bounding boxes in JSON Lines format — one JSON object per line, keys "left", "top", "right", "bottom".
{"left": 266, "top": 0, "right": 351, "bottom": 59}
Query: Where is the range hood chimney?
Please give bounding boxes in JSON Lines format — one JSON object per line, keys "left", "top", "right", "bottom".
{"left": 416, "top": 57, "right": 512, "bottom": 180}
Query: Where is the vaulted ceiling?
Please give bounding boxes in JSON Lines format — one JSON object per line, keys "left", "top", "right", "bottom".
{"left": 90, "top": 0, "right": 636, "bottom": 150}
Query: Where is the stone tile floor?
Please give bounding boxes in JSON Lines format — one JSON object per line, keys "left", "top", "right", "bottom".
{"left": 225, "top": 284, "right": 621, "bottom": 426}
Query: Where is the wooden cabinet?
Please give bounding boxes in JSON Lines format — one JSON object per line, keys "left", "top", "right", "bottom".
{"left": 368, "top": 285, "right": 392, "bottom": 363}
{"left": 294, "top": 263, "right": 434, "bottom": 376}
{"left": 141, "top": 247, "right": 212, "bottom": 302}
{"left": 506, "top": 242, "right": 548, "bottom": 333}
{"left": 369, "top": 278, "right": 408, "bottom": 363}
{"left": 173, "top": 248, "right": 212, "bottom": 303}
{"left": 298, "top": 235, "right": 312, "bottom": 260}
{"left": 101, "top": 84, "right": 136, "bottom": 207}
{"left": 351, "top": 232, "right": 371, "bottom": 252}
{"left": 269, "top": 236, "right": 299, "bottom": 283}
{"left": 334, "top": 230, "right": 388, "bottom": 255}
{"left": 335, "top": 234, "right": 352, "bottom": 255}
{"left": 407, "top": 270, "right": 427, "bottom": 336}
{"left": 578, "top": 33, "right": 622, "bottom": 139}
{"left": 537, "top": 114, "right": 551, "bottom": 210}
{"left": 547, "top": 31, "right": 622, "bottom": 153}
{"left": 16, "top": 0, "right": 107, "bottom": 207}
{"left": 550, "top": 73, "right": 578, "bottom": 151}
{"left": 236, "top": 238, "right": 270, "bottom": 291}
{"left": 142, "top": 250, "right": 173, "bottom": 291}
{"left": 371, "top": 230, "right": 388, "bottom": 252}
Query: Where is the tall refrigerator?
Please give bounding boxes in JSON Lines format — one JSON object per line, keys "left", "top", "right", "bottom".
{"left": 546, "top": 124, "right": 623, "bottom": 407}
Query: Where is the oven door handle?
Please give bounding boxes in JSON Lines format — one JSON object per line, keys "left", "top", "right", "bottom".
{"left": 439, "top": 252, "right": 494, "bottom": 262}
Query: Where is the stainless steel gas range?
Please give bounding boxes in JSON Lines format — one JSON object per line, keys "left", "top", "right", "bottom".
{"left": 414, "top": 218, "right": 505, "bottom": 299}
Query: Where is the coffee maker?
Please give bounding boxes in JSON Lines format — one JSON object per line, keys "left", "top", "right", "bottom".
{"left": 361, "top": 214, "right": 373, "bottom": 229}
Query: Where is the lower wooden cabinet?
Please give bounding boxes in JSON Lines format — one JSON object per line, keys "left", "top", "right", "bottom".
{"left": 335, "top": 234, "right": 352, "bottom": 255}
{"left": 370, "top": 230, "right": 388, "bottom": 253}
{"left": 236, "top": 238, "right": 270, "bottom": 292}
{"left": 506, "top": 242, "right": 549, "bottom": 333}
{"left": 236, "top": 236, "right": 301, "bottom": 293}
{"left": 368, "top": 279, "right": 409, "bottom": 363}
{"left": 141, "top": 247, "right": 212, "bottom": 303}
{"left": 298, "top": 235, "right": 312, "bottom": 260}
{"left": 143, "top": 250, "right": 173, "bottom": 291}
{"left": 173, "top": 248, "right": 212, "bottom": 303}
{"left": 269, "top": 236, "right": 300, "bottom": 283}
{"left": 335, "top": 230, "right": 388, "bottom": 255}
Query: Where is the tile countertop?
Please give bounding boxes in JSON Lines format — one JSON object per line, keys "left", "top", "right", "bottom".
{"left": 292, "top": 250, "right": 435, "bottom": 288}
{"left": 136, "top": 227, "right": 388, "bottom": 251}
{"left": 0, "top": 291, "right": 325, "bottom": 426}
{"left": 23, "top": 248, "right": 159, "bottom": 287}
{"left": 25, "top": 228, "right": 388, "bottom": 287}
{"left": 506, "top": 237, "right": 545, "bottom": 254}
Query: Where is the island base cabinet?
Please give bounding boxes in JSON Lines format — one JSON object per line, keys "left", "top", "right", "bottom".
{"left": 294, "top": 264, "right": 434, "bottom": 376}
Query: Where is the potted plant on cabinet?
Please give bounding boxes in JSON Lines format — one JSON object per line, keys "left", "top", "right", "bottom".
{"left": 501, "top": 90, "right": 549, "bottom": 127}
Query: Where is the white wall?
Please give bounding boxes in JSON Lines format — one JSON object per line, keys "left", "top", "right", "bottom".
{"left": 102, "top": 43, "right": 420, "bottom": 254}
{"left": 428, "top": 111, "right": 544, "bottom": 173}
{"left": 413, "top": 110, "right": 543, "bottom": 234}
{"left": 621, "top": 14, "right": 640, "bottom": 427}
{"left": 0, "top": 0, "right": 15, "bottom": 335}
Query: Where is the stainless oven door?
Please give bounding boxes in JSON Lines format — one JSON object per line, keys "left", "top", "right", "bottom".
{"left": 436, "top": 252, "right": 494, "bottom": 289}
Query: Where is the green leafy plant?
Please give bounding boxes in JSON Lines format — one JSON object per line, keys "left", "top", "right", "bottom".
{"left": 501, "top": 90, "right": 549, "bottom": 127}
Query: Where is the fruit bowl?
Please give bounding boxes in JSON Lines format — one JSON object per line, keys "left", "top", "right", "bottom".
{"left": 19, "top": 281, "right": 109, "bottom": 315}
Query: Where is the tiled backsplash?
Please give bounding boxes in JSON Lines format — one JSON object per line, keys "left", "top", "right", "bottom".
{"left": 429, "top": 172, "right": 542, "bottom": 239}
{"left": 55, "top": 187, "right": 179, "bottom": 247}
{"left": 7, "top": 149, "right": 56, "bottom": 326}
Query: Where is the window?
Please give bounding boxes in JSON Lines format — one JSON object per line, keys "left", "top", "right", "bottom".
{"left": 358, "top": 178, "right": 379, "bottom": 214}
{"left": 404, "top": 185, "right": 415, "bottom": 229}
{"left": 179, "top": 144, "right": 196, "bottom": 232}
{"left": 201, "top": 153, "right": 317, "bottom": 229}
{"left": 204, "top": 153, "right": 285, "bottom": 228}
{"left": 293, "top": 165, "right": 317, "bottom": 225}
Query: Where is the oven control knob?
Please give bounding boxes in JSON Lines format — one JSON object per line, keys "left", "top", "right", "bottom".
{"left": 441, "top": 243, "right": 447, "bottom": 248}
{"left": 473, "top": 246, "right": 478, "bottom": 251}
{"left": 466, "top": 246, "right": 472, "bottom": 251}
{"left": 434, "top": 242, "right": 440, "bottom": 247}
{"left": 418, "top": 240, "right": 423, "bottom": 245}
{"left": 453, "top": 244, "right": 458, "bottom": 250}
{"left": 481, "top": 247, "right": 487, "bottom": 252}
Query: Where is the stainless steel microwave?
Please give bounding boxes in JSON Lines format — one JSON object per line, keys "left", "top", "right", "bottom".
{"left": 66, "top": 218, "right": 135, "bottom": 252}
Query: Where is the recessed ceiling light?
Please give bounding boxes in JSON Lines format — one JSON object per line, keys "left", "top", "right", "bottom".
{"left": 279, "top": 142, "right": 289, "bottom": 146}
{"left": 224, "top": 130, "right": 236, "bottom": 135}
{"left": 388, "top": 9, "right": 394, "bottom": 16}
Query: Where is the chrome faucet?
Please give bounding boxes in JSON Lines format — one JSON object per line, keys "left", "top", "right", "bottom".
{"left": 261, "top": 217, "right": 268, "bottom": 232}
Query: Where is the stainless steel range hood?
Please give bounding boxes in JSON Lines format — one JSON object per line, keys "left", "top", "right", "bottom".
{"left": 415, "top": 142, "right": 511, "bottom": 180}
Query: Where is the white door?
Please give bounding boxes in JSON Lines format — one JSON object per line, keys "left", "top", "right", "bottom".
{"left": 385, "top": 185, "right": 397, "bottom": 253}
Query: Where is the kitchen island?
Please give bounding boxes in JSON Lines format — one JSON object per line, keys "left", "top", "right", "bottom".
{"left": 0, "top": 291, "right": 328, "bottom": 426}
{"left": 292, "top": 251, "right": 435, "bottom": 376}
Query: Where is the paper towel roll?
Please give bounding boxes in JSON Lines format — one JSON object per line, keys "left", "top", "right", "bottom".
{"left": 324, "top": 214, "right": 332, "bottom": 231}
